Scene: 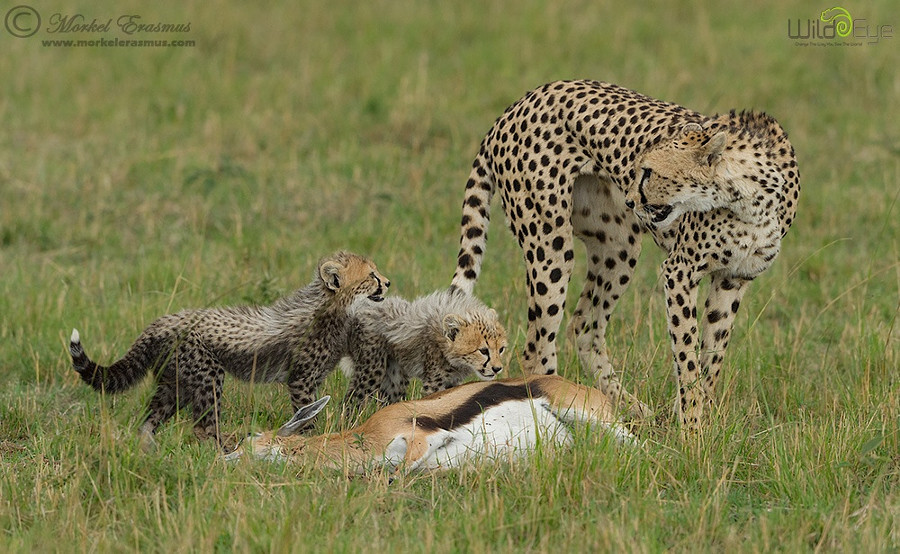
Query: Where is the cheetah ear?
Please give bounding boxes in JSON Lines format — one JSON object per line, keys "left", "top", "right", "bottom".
{"left": 681, "top": 122, "right": 703, "bottom": 136}
{"left": 702, "top": 131, "right": 727, "bottom": 166}
{"left": 319, "top": 261, "right": 343, "bottom": 291}
{"left": 276, "top": 396, "right": 331, "bottom": 437}
{"left": 442, "top": 314, "right": 464, "bottom": 341}
{"left": 486, "top": 308, "right": 498, "bottom": 320}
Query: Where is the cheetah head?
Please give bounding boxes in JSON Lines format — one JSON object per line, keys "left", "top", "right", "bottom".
{"left": 626, "top": 123, "right": 729, "bottom": 229}
{"left": 319, "top": 251, "right": 390, "bottom": 302}
{"left": 442, "top": 310, "right": 507, "bottom": 380}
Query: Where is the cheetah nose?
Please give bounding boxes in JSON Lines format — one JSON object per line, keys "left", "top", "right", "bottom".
{"left": 493, "top": 366, "right": 503, "bottom": 375}
{"left": 624, "top": 199, "right": 635, "bottom": 210}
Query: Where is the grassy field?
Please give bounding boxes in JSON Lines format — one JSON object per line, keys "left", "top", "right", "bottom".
{"left": 1, "top": 0, "right": 898, "bottom": 551}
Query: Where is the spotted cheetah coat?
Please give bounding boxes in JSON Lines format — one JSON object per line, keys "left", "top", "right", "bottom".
{"left": 450, "top": 80, "right": 799, "bottom": 429}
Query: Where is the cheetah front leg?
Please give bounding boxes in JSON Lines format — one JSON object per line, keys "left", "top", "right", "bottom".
{"left": 380, "top": 365, "right": 410, "bottom": 404}
{"left": 420, "top": 354, "right": 461, "bottom": 396}
{"left": 345, "top": 333, "right": 390, "bottom": 406}
{"left": 287, "top": 340, "right": 337, "bottom": 415}
{"left": 661, "top": 256, "right": 707, "bottom": 431}
{"left": 699, "top": 273, "right": 751, "bottom": 405}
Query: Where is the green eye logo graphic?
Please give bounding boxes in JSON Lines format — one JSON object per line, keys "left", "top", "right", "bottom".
{"left": 821, "top": 6, "right": 853, "bottom": 37}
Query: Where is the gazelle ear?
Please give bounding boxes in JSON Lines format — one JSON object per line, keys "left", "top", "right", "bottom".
{"left": 276, "top": 396, "right": 331, "bottom": 437}
{"left": 703, "top": 131, "right": 727, "bottom": 166}
{"left": 319, "top": 261, "right": 343, "bottom": 291}
{"left": 442, "top": 314, "right": 463, "bottom": 341}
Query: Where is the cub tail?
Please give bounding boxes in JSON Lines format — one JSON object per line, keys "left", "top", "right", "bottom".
{"left": 70, "top": 328, "right": 154, "bottom": 393}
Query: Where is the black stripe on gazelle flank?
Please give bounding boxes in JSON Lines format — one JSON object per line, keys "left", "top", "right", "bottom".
{"left": 414, "top": 381, "right": 546, "bottom": 432}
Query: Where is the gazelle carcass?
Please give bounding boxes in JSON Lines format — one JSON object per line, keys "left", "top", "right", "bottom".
{"left": 225, "top": 375, "right": 635, "bottom": 473}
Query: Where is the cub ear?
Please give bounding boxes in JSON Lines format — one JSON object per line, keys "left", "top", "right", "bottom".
{"left": 702, "top": 131, "right": 727, "bottom": 166}
{"left": 442, "top": 314, "right": 464, "bottom": 341}
{"left": 486, "top": 308, "right": 498, "bottom": 320}
{"left": 319, "top": 261, "right": 343, "bottom": 291}
{"left": 681, "top": 122, "right": 703, "bottom": 136}
{"left": 277, "top": 396, "right": 331, "bottom": 437}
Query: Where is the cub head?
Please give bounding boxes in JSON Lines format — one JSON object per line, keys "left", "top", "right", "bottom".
{"left": 441, "top": 309, "right": 507, "bottom": 380}
{"left": 318, "top": 251, "right": 390, "bottom": 302}
{"left": 224, "top": 396, "right": 330, "bottom": 463}
{"left": 626, "top": 122, "right": 730, "bottom": 229}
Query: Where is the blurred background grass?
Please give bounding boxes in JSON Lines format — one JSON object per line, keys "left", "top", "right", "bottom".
{"left": 1, "top": 0, "right": 898, "bottom": 551}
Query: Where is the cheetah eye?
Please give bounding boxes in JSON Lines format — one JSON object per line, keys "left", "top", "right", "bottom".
{"left": 479, "top": 347, "right": 490, "bottom": 356}
{"left": 499, "top": 346, "right": 506, "bottom": 355}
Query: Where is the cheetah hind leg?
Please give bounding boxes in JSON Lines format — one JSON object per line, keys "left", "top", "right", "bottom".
{"left": 190, "top": 369, "right": 226, "bottom": 444}
{"left": 138, "top": 366, "right": 180, "bottom": 451}
{"left": 567, "top": 311, "right": 653, "bottom": 422}
{"left": 569, "top": 180, "right": 652, "bottom": 421}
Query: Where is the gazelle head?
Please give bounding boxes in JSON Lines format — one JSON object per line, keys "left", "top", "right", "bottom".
{"left": 224, "top": 396, "right": 331, "bottom": 462}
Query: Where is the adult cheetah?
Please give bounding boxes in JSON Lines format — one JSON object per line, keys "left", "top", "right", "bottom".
{"left": 450, "top": 80, "right": 799, "bottom": 429}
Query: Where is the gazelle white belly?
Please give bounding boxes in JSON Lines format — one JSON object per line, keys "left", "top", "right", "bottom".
{"left": 410, "top": 398, "right": 573, "bottom": 471}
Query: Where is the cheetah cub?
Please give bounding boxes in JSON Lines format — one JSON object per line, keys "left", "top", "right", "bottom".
{"left": 69, "top": 251, "right": 389, "bottom": 445}
{"left": 342, "top": 289, "right": 507, "bottom": 405}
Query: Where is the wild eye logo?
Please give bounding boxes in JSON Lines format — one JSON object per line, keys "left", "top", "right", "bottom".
{"left": 788, "top": 6, "right": 893, "bottom": 46}
{"left": 820, "top": 7, "right": 852, "bottom": 37}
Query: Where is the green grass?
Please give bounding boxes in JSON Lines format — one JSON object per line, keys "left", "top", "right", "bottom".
{"left": 2, "top": 0, "right": 898, "bottom": 551}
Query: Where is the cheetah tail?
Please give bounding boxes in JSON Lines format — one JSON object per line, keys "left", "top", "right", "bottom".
{"left": 451, "top": 146, "right": 495, "bottom": 295}
{"left": 69, "top": 328, "right": 151, "bottom": 393}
